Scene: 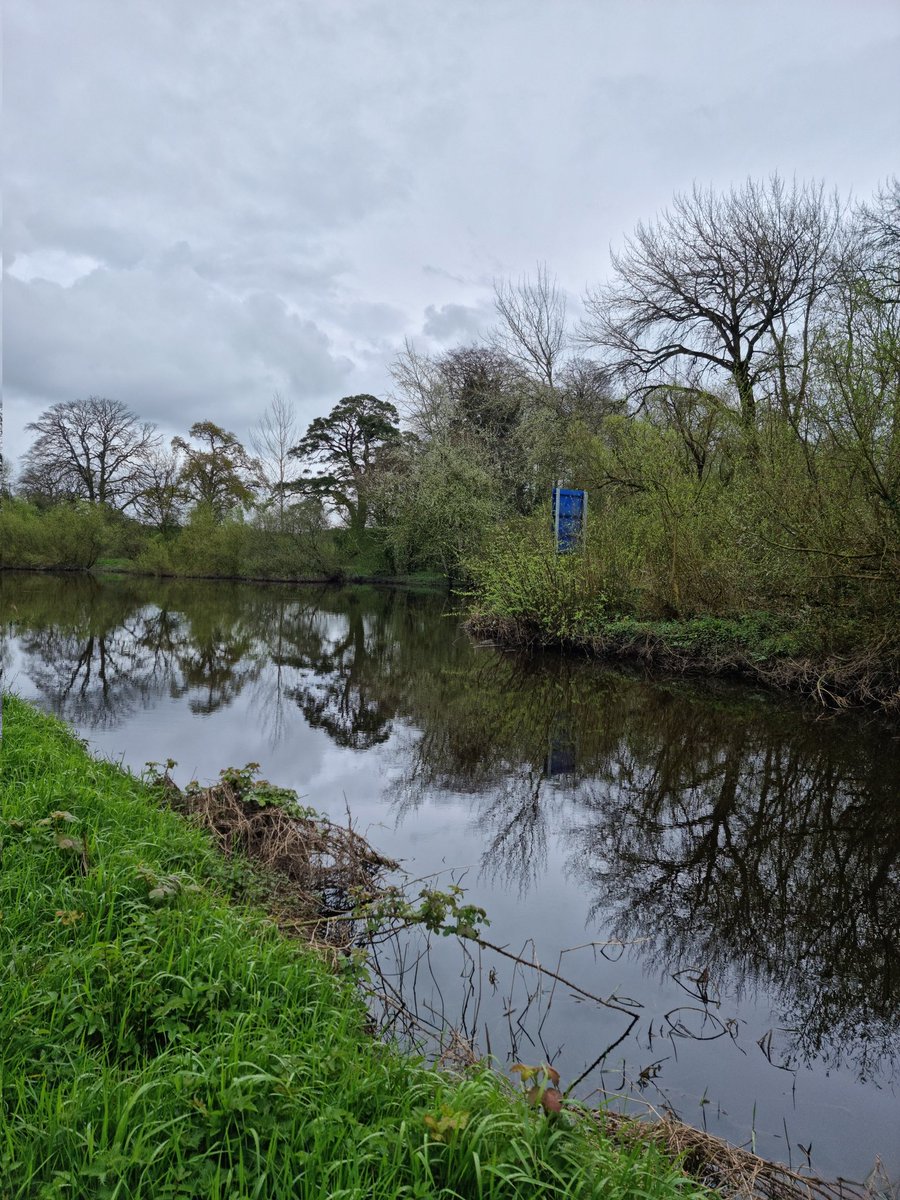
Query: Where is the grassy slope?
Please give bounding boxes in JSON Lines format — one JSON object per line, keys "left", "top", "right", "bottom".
{"left": 0, "top": 697, "right": 705, "bottom": 1200}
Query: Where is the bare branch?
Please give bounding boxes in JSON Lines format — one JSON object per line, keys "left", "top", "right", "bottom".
{"left": 493, "top": 262, "right": 568, "bottom": 387}
{"left": 581, "top": 177, "right": 847, "bottom": 427}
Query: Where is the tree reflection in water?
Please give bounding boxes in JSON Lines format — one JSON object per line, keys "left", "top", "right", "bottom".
{"left": 570, "top": 701, "right": 900, "bottom": 1080}
{"left": 3, "top": 570, "right": 898, "bottom": 1093}
{"left": 388, "top": 650, "right": 900, "bottom": 1085}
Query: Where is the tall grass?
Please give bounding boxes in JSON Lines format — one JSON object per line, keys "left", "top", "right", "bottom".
{"left": 0, "top": 696, "right": 706, "bottom": 1199}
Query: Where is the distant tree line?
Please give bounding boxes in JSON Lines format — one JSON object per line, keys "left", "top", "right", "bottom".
{"left": 2, "top": 175, "right": 898, "bottom": 656}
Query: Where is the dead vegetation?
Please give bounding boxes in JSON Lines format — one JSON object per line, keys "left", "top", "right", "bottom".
{"left": 596, "top": 1105, "right": 888, "bottom": 1200}
{"left": 153, "top": 763, "right": 397, "bottom": 948}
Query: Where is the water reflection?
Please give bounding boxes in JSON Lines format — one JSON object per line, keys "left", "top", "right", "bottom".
{"left": 384, "top": 645, "right": 900, "bottom": 1083}
{"left": 570, "top": 704, "right": 900, "bottom": 1081}
{"left": 2, "top": 570, "right": 898, "bottom": 1096}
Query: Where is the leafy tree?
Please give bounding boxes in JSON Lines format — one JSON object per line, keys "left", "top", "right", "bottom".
{"left": 21, "top": 396, "right": 160, "bottom": 510}
{"left": 383, "top": 441, "right": 500, "bottom": 581}
{"left": 172, "top": 421, "right": 260, "bottom": 520}
{"left": 391, "top": 344, "right": 535, "bottom": 512}
{"left": 288, "top": 394, "right": 401, "bottom": 535}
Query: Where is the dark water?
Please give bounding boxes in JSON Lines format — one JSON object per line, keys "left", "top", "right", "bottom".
{"left": 2, "top": 572, "right": 898, "bottom": 1183}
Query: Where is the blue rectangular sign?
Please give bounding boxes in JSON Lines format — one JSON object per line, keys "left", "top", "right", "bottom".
{"left": 552, "top": 487, "right": 586, "bottom": 552}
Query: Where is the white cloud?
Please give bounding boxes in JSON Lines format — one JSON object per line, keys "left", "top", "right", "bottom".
{"left": 3, "top": 0, "right": 898, "bottom": 468}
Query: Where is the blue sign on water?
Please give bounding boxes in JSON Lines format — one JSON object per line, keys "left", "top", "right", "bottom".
{"left": 552, "top": 486, "right": 586, "bottom": 552}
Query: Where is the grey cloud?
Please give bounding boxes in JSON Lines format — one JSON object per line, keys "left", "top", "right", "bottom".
{"left": 422, "top": 303, "right": 491, "bottom": 344}
{"left": 3, "top": 0, "right": 898, "bottom": 472}
{"left": 4, "top": 265, "right": 352, "bottom": 446}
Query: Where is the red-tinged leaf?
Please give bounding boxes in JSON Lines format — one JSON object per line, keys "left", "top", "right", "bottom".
{"left": 545, "top": 1065, "right": 561, "bottom": 1087}
{"left": 526, "top": 1085, "right": 564, "bottom": 1113}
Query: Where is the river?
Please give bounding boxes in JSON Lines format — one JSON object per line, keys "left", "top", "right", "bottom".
{"left": 1, "top": 571, "right": 897, "bottom": 1184}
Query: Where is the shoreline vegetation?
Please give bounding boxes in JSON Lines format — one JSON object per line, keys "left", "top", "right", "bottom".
{"left": 1, "top": 697, "right": 874, "bottom": 1200}
{"left": 0, "top": 695, "right": 707, "bottom": 1199}
{"left": 0, "top": 559, "right": 447, "bottom": 590}
{"left": 6, "top": 556, "right": 899, "bottom": 717}
{"left": 464, "top": 611, "right": 900, "bottom": 715}
{"left": 2, "top": 556, "right": 898, "bottom": 712}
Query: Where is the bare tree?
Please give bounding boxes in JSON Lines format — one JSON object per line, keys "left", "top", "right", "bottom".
{"left": 555, "top": 357, "right": 621, "bottom": 428}
{"left": 134, "top": 448, "right": 185, "bottom": 534}
{"left": 249, "top": 392, "right": 301, "bottom": 528}
{"left": 856, "top": 176, "right": 900, "bottom": 302}
{"left": 581, "top": 177, "right": 846, "bottom": 428}
{"left": 1, "top": 457, "right": 13, "bottom": 500}
{"left": 390, "top": 339, "right": 452, "bottom": 441}
{"left": 22, "top": 396, "right": 160, "bottom": 509}
{"left": 18, "top": 455, "right": 83, "bottom": 507}
{"left": 493, "top": 262, "right": 568, "bottom": 387}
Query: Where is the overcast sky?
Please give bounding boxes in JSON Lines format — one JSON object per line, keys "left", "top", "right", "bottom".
{"left": 4, "top": 0, "right": 899, "bottom": 470}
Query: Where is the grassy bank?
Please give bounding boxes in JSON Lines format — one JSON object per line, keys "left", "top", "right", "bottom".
{"left": 465, "top": 527, "right": 900, "bottom": 713}
{"left": 0, "top": 696, "right": 705, "bottom": 1200}
{"left": 466, "top": 610, "right": 900, "bottom": 712}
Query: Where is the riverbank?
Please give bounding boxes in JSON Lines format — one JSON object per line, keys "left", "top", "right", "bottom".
{"left": 0, "top": 695, "right": 707, "bottom": 1199}
{"left": 465, "top": 611, "right": 900, "bottom": 714}
{"left": 1, "top": 561, "right": 448, "bottom": 589}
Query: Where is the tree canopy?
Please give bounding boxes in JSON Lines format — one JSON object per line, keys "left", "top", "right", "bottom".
{"left": 289, "top": 394, "right": 401, "bottom": 534}
{"left": 172, "top": 421, "right": 260, "bottom": 520}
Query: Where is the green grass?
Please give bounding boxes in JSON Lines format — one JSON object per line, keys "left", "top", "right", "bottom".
{"left": 0, "top": 696, "right": 707, "bottom": 1200}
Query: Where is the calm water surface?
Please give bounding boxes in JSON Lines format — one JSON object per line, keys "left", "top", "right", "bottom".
{"left": 2, "top": 572, "right": 898, "bottom": 1183}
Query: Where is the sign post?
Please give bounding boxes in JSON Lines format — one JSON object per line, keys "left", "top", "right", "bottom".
{"left": 552, "top": 486, "right": 587, "bottom": 552}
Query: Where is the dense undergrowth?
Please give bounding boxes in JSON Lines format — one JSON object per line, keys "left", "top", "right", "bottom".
{"left": 0, "top": 696, "right": 707, "bottom": 1200}
{"left": 0, "top": 500, "right": 432, "bottom": 585}
{"left": 465, "top": 450, "right": 900, "bottom": 713}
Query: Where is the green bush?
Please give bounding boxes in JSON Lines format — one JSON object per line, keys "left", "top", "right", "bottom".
{"left": 0, "top": 499, "right": 113, "bottom": 569}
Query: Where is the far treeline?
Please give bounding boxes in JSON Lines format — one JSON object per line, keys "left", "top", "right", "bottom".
{"left": 2, "top": 177, "right": 898, "bottom": 703}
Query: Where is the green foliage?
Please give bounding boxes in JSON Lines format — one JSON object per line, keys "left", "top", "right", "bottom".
{"left": 379, "top": 441, "right": 501, "bottom": 580}
{"left": 361, "top": 884, "right": 491, "bottom": 941}
{"left": 172, "top": 504, "right": 251, "bottom": 576}
{"left": 0, "top": 697, "right": 707, "bottom": 1200}
{"left": 467, "top": 517, "right": 609, "bottom": 639}
{"left": 469, "top": 374, "right": 899, "bottom": 672}
{"left": 289, "top": 394, "right": 402, "bottom": 534}
{"left": 209, "top": 762, "right": 317, "bottom": 814}
{"left": 173, "top": 421, "right": 260, "bottom": 520}
{"left": 0, "top": 499, "right": 116, "bottom": 569}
